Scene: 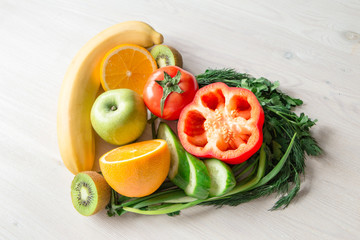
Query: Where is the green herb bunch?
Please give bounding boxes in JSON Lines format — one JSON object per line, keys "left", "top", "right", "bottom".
{"left": 106, "top": 69, "right": 322, "bottom": 216}
{"left": 197, "top": 69, "right": 322, "bottom": 209}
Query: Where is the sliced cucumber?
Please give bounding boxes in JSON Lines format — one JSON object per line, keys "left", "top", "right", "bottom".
{"left": 157, "top": 122, "right": 190, "bottom": 189}
{"left": 184, "top": 152, "right": 211, "bottom": 199}
{"left": 204, "top": 159, "right": 236, "bottom": 197}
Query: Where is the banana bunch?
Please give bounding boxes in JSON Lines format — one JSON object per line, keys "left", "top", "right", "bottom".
{"left": 57, "top": 21, "right": 163, "bottom": 174}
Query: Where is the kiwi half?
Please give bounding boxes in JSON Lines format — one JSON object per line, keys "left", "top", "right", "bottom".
{"left": 71, "top": 171, "right": 111, "bottom": 216}
{"left": 151, "top": 45, "right": 183, "bottom": 68}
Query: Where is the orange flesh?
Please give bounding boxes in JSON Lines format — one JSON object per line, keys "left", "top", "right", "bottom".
{"left": 99, "top": 140, "right": 170, "bottom": 197}
{"left": 101, "top": 45, "right": 157, "bottom": 96}
{"left": 105, "top": 141, "right": 161, "bottom": 162}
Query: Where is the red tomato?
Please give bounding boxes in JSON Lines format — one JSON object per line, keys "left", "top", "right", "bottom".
{"left": 177, "top": 82, "right": 264, "bottom": 164}
{"left": 143, "top": 66, "right": 198, "bottom": 120}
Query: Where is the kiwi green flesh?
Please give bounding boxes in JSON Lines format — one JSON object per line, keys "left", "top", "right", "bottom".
{"left": 151, "top": 45, "right": 183, "bottom": 68}
{"left": 71, "top": 171, "right": 110, "bottom": 216}
{"left": 156, "top": 53, "right": 174, "bottom": 68}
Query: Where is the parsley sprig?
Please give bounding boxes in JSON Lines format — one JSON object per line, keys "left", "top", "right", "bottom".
{"left": 106, "top": 69, "right": 322, "bottom": 216}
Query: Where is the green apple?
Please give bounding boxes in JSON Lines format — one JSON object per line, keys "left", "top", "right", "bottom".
{"left": 91, "top": 89, "right": 147, "bottom": 145}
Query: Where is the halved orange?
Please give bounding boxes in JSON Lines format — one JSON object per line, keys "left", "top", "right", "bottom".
{"left": 99, "top": 139, "right": 170, "bottom": 197}
{"left": 100, "top": 44, "right": 157, "bottom": 96}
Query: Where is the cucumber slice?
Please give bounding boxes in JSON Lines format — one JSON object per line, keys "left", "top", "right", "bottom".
{"left": 157, "top": 122, "right": 190, "bottom": 189}
{"left": 184, "top": 152, "right": 211, "bottom": 199}
{"left": 204, "top": 159, "right": 236, "bottom": 197}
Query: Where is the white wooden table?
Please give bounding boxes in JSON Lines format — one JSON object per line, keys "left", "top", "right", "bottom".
{"left": 1, "top": 0, "right": 359, "bottom": 239}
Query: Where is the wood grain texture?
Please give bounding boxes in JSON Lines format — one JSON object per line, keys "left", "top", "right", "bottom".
{"left": 0, "top": 0, "right": 359, "bottom": 239}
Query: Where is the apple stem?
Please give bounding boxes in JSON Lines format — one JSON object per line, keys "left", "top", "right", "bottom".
{"left": 110, "top": 106, "right": 117, "bottom": 111}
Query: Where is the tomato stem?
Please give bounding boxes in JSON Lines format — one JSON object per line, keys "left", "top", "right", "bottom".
{"left": 155, "top": 71, "right": 184, "bottom": 116}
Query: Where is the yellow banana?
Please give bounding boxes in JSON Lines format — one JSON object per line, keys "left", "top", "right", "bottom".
{"left": 57, "top": 21, "right": 164, "bottom": 174}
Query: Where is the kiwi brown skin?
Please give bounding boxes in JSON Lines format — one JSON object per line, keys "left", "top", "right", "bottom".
{"left": 71, "top": 171, "right": 111, "bottom": 216}
{"left": 151, "top": 45, "right": 183, "bottom": 68}
{"left": 166, "top": 45, "right": 183, "bottom": 68}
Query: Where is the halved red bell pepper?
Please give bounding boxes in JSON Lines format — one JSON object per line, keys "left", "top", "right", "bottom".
{"left": 177, "top": 82, "right": 264, "bottom": 164}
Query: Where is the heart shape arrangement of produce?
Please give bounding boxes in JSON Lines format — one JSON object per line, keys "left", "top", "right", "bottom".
{"left": 57, "top": 21, "right": 322, "bottom": 217}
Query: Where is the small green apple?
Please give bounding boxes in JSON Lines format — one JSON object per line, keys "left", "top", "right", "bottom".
{"left": 91, "top": 89, "right": 147, "bottom": 145}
